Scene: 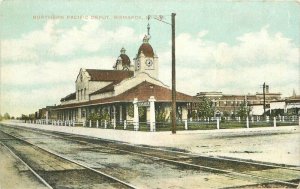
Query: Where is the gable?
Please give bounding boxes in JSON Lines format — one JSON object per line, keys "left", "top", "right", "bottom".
{"left": 75, "top": 68, "right": 91, "bottom": 83}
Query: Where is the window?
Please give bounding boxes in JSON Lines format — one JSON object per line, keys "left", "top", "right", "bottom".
{"left": 84, "top": 88, "right": 86, "bottom": 100}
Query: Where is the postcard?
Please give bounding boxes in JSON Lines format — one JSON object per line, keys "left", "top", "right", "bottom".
{"left": 0, "top": 0, "right": 299, "bottom": 188}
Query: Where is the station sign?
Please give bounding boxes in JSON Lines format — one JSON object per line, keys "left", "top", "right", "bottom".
{"left": 137, "top": 101, "right": 150, "bottom": 107}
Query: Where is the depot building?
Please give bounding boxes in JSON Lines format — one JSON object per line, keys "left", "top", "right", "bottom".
{"left": 52, "top": 32, "right": 196, "bottom": 130}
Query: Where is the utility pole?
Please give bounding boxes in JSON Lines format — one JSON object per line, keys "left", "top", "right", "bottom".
{"left": 263, "top": 82, "right": 266, "bottom": 116}
{"left": 245, "top": 95, "right": 248, "bottom": 117}
{"left": 148, "top": 13, "right": 176, "bottom": 134}
{"left": 171, "top": 13, "right": 176, "bottom": 134}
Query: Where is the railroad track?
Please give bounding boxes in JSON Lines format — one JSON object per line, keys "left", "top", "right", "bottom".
{"left": 0, "top": 128, "right": 137, "bottom": 189}
{"left": 55, "top": 131, "right": 300, "bottom": 188}
{"left": 1, "top": 124, "right": 299, "bottom": 188}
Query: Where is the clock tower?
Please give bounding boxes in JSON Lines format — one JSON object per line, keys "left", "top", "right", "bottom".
{"left": 134, "top": 24, "right": 159, "bottom": 79}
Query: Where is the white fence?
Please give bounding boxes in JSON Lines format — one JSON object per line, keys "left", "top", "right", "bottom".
{"left": 23, "top": 115, "right": 300, "bottom": 132}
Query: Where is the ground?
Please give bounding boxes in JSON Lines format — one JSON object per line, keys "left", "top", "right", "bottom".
{"left": 1, "top": 121, "right": 300, "bottom": 188}
{"left": 0, "top": 143, "right": 48, "bottom": 189}
{"left": 2, "top": 120, "right": 299, "bottom": 166}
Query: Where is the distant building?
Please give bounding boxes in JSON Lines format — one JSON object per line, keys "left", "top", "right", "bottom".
{"left": 36, "top": 106, "right": 56, "bottom": 120}
{"left": 269, "top": 92, "right": 300, "bottom": 116}
{"left": 38, "top": 108, "right": 47, "bottom": 119}
{"left": 196, "top": 86, "right": 282, "bottom": 116}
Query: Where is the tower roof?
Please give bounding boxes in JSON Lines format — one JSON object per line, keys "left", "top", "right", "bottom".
{"left": 138, "top": 35, "right": 154, "bottom": 57}
{"left": 115, "top": 47, "right": 131, "bottom": 67}
{"left": 119, "top": 54, "right": 131, "bottom": 66}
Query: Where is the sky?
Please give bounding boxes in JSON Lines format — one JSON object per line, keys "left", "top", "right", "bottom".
{"left": 0, "top": 0, "right": 299, "bottom": 117}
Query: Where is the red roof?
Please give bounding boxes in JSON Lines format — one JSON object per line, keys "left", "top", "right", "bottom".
{"left": 114, "top": 81, "right": 195, "bottom": 102}
{"left": 60, "top": 92, "right": 76, "bottom": 102}
{"left": 119, "top": 54, "right": 131, "bottom": 66}
{"left": 138, "top": 43, "right": 154, "bottom": 57}
{"left": 86, "top": 69, "right": 133, "bottom": 81}
{"left": 55, "top": 81, "right": 196, "bottom": 109}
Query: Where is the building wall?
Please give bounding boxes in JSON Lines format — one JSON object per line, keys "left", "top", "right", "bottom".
{"left": 251, "top": 105, "right": 264, "bottom": 115}
{"left": 75, "top": 69, "right": 90, "bottom": 102}
{"left": 114, "top": 72, "right": 168, "bottom": 96}
{"left": 75, "top": 69, "right": 112, "bottom": 102}
{"left": 270, "top": 101, "right": 285, "bottom": 110}
{"left": 135, "top": 53, "right": 159, "bottom": 79}
{"left": 197, "top": 91, "right": 282, "bottom": 115}
{"left": 88, "top": 81, "right": 112, "bottom": 95}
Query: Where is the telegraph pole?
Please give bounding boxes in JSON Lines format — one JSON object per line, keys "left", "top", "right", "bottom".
{"left": 148, "top": 13, "right": 176, "bottom": 134}
{"left": 263, "top": 82, "right": 266, "bottom": 116}
{"left": 171, "top": 13, "right": 176, "bottom": 134}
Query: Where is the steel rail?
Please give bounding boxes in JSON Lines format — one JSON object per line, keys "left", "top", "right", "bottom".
{"left": 1, "top": 124, "right": 299, "bottom": 187}
{"left": 3, "top": 124, "right": 300, "bottom": 172}
{"left": 0, "top": 129, "right": 137, "bottom": 189}
{"left": 24, "top": 125, "right": 299, "bottom": 171}
{"left": 0, "top": 141, "right": 53, "bottom": 189}
{"left": 83, "top": 140, "right": 299, "bottom": 187}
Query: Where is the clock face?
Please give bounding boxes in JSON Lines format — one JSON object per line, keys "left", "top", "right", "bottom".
{"left": 145, "top": 59, "right": 153, "bottom": 67}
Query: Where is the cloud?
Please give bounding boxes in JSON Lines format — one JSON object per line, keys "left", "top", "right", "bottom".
{"left": 1, "top": 56, "right": 115, "bottom": 86}
{"left": 234, "top": 26, "right": 298, "bottom": 67}
{"left": 159, "top": 27, "right": 299, "bottom": 97}
{"left": 2, "top": 20, "right": 58, "bottom": 61}
{"left": 1, "top": 20, "right": 141, "bottom": 116}
{"left": 1, "top": 23, "right": 299, "bottom": 116}
{"left": 2, "top": 20, "right": 140, "bottom": 60}
{"left": 1, "top": 55, "right": 117, "bottom": 116}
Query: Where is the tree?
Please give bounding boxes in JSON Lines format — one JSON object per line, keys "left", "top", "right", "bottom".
{"left": 87, "top": 112, "right": 100, "bottom": 121}
{"left": 191, "top": 111, "right": 197, "bottom": 119}
{"left": 3, "top": 113, "right": 10, "bottom": 120}
{"left": 237, "top": 102, "right": 251, "bottom": 119}
{"left": 29, "top": 114, "right": 35, "bottom": 120}
{"left": 155, "top": 107, "right": 170, "bottom": 122}
{"left": 223, "top": 111, "right": 230, "bottom": 117}
{"left": 21, "top": 114, "right": 29, "bottom": 122}
{"left": 127, "top": 104, "right": 145, "bottom": 118}
{"left": 195, "top": 97, "right": 215, "bottom": 118}
{"left": 101, "top": 109, "right": 110, "bottom": 121}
